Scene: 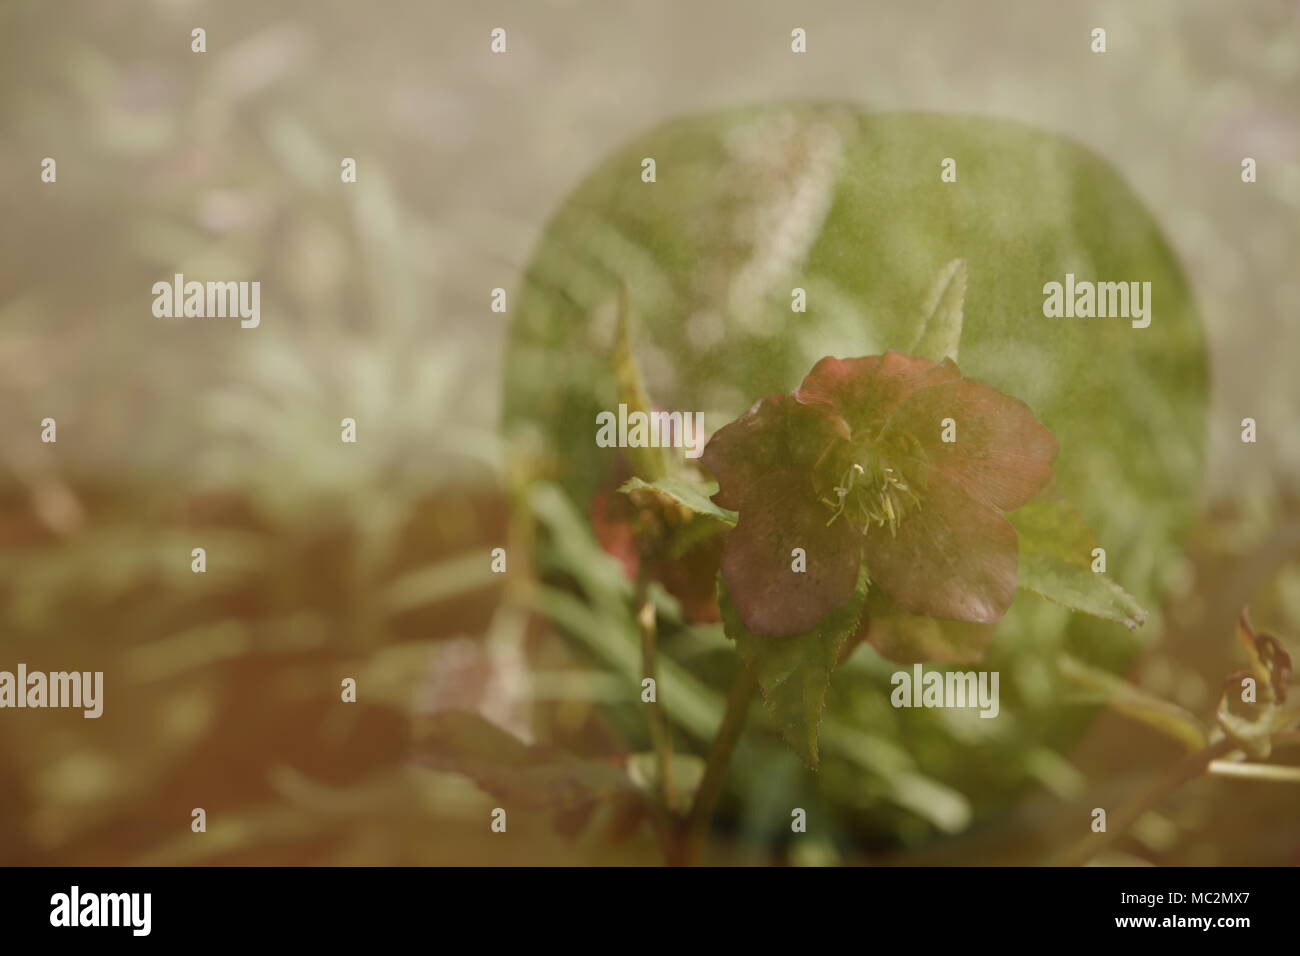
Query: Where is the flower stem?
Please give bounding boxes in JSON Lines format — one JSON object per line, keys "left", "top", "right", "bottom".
{"left": 1056, "top": 735, "right": 1235, "bottom": 867}
{"left": 635, "top": 572, "right": 676, "bottom": 813}
{"left": 1208, "top": 759, "right": 1300, "bottom": 783}
{"left": 674, "top": 664, "right": 758, "bottom": 866}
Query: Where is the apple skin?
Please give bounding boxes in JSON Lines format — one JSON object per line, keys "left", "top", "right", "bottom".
{"left": 503, "top": 103, "right": 1207, "bottom": 839}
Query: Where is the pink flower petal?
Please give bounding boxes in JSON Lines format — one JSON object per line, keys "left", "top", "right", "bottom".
{"left": 702, "top": 393, "right": 848, "bottom": 511}
{"left": 721, "top": 467, "right": 863, "bottom": 636}
{"left": 863, "top": 480, "right": 1019, "bottom": 622}
{"left": 882, "top": 378, "right": 1057, "bottom": 513}
{"left": 796, "top": 351, "right": 960, "bottom": 434}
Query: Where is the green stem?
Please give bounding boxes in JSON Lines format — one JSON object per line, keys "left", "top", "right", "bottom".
{"left": 636, "top": 573, "right": 676, "bottom": 813}
{"left": 1056, "top": 736, "right": 1235, "bottom": 867}
{"left": 674, "top": 665, "right": 758, "bottom": 866}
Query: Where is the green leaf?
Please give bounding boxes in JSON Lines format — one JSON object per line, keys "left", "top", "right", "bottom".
{"left": 1010, "top": 499, "right": 1147, "bottom": 630}
{"left": 908, "top": 257, "right": 966, "bottom": 362}
{"left": 1059, "top": 653, "right": 1207, "bottom": 752}
{"left": 618, "top": 476, "right": 738, "bottom": 526}
{"left": 612, "top": 285, "right": 669, "bottom": 482}
{"left": 862, "top": 593, "right": 995, "bottom": 664}
{"left": 415, "top": 710, "right": 641, "bottom": 811}
{"left": 719, "top": 565, "right": 870, "bottom": 769}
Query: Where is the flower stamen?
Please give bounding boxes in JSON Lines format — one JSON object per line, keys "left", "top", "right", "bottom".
{"left": 822, "top": 459, "right": 920, "bottom": 536}
{"left": 824, "top": 463, "right": 865, "bottom": 527}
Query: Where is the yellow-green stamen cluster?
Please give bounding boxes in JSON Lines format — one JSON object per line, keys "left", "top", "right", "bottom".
{"left": 821, "top": 461, "right": 920, "bottom": 537}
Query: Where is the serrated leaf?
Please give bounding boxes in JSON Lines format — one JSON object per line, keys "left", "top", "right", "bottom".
{"left": 619, "top": 476, "right": 738, "bottom": 526}
{"left": 1059, "top": 654, "right": 1207, "bottom": 752}
{"left": 1010, "top": 499, "right": 1146, "bottom": 629}
{"left": 415, "top": 710, "right": 640, "bottom": 811}
{"left": 719, "top": 565, "right": 869, "bottom": 769}
{"left": 908, "top": 257, "right": 966, "bottom": 362}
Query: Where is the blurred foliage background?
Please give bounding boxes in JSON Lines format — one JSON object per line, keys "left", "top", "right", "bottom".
{"left": 0, "top": 0, "right": 1298, "bottom": 865}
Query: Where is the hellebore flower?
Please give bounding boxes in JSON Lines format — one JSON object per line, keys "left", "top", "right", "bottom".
{"left": 702, "top": 351, "right": 1058, "bottom": 637}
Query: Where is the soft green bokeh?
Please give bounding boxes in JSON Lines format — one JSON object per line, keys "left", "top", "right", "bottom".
{"left": 505, "top": 104, "right": 1208, "bottom": 844}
